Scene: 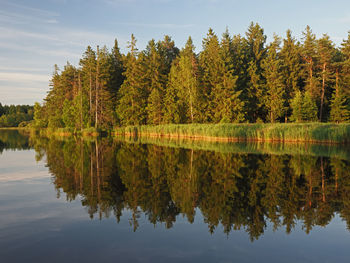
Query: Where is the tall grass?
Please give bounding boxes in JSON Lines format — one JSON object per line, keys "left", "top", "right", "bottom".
{"left": 114, "top": 123, "right": 350, "bottom": 144}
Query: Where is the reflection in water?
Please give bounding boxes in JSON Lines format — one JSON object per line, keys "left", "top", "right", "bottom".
{"left": 2, "top": 132, "right": 350, "bottom": 241}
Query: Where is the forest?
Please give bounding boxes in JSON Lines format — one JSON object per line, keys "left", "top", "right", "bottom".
{"left": 0, "top": 103, "right": 34, "bottom": 128}
{"left": 32, "top": 23, "right": 350, "bottom": 130}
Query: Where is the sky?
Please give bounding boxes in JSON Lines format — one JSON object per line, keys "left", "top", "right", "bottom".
{"left": 1, "top": 0, "right": 350, "bottom": 105}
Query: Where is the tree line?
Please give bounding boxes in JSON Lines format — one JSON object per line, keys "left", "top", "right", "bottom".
{"left": 0, "top": 103, "right": 34, "bottom": 127}
{"left": 34, "top": 23, "right": 350, "bottom": 129}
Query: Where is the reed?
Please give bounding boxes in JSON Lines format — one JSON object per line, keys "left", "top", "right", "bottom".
{"left": 114, "top": 123, "right": 350, "bottom": 144}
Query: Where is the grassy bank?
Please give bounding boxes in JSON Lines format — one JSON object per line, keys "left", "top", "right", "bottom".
{"left": 114, "top": 123, "right": 350, "bottom": 144}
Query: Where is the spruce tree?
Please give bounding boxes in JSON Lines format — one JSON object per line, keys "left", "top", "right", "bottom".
{"left": 330, "top": 89, "right": 350, "bottom": 123}
{"left": 302, "top": 91, "right": 318, "bottom": 122}
{"left": 213, "top": 29, "right": 245, "bottom": 123}
{"left": 280, "top": 30, "right": 302, "bottom": 116}
{"left": 244, "top": 22, "right": 267, "bottom": 122}
{"left": 290, "top": 91, "right": 304, "bottom": 122}
{"left": 116, "top": 34, "right": 148, "bottom": 125}
{"left": 144, "top": 40, "right": 167, "bottom": 124}
{"left": 199, "top": 28, "right": 222, "bottom": 121}
{"left": 262, "top": 35, "right": 286, "bottom": 123}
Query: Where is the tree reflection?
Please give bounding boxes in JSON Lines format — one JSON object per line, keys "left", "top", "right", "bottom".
{"left": 3, "top": 131, "right": 350, "bottom": 241}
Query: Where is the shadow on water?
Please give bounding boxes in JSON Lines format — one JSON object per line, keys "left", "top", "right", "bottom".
{"left": 2, "top": 130, "right": 350, "bottom": 241}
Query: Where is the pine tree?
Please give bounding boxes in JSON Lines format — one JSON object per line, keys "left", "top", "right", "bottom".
{"left": 262, "top": 35, "right": 286, "bottom": 123}
{"left": 301, "top": 26, "right": 319, "bottom": 99}
{"left": 79, "top": 46, "right": 96, "bottom": 127}
{"left": 317, "top": 34, "right": 335, "bottom": 121}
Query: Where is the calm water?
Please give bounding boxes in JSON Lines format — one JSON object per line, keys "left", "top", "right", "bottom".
{"left": 1, "top": 130, "right": 350, "bottom": 263}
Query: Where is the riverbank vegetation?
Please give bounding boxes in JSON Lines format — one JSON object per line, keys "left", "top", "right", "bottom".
{"left": 114, "top": 123, "right": 350, "bottom": 144}
{"left": 32, "top": 23, "right": 350, "bottom": 137}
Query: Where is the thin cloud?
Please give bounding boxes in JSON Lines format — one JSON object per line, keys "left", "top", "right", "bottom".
{"left": 117, "top": 22, "right": 195, "bottom": 29}
{"left": 0, "top": 72, "right": 49, "bottom": 83}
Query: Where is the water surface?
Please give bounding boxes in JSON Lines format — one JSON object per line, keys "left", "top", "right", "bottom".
{"left": 1, "top": 130, "right": 350, "bottom": 263}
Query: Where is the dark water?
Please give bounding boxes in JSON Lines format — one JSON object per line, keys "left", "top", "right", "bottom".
{"left": 1, "top": 130, "right": 350, "bottom": 263}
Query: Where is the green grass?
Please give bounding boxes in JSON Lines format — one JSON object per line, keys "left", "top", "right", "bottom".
{"left": 114, "top": 123, "right": 350, "bottom": 144}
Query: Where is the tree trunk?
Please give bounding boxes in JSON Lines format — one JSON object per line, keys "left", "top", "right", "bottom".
{"left": 319, "top": 63, "right": 326, "bottom": 121}
{"left": 95, "top": 45, "right": 100, "bottom": 129}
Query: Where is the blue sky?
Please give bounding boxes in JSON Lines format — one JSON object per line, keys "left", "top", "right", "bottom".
{"left": 1, "top": 0, "right": 350, "bottom": 105}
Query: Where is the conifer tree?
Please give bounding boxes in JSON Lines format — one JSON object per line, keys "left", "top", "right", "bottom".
{"left": 280, "top": 30, "right": 302, "bottom": 115}
{"left": 213, "top": 30, "right": 245, "bottom": 122}
{"left": 116, "top": 34, "right": 147, "bottom": 125}
{"left": 302, "top": 91, "right": 318, "bottom": 122}
{"left": 144, "top": 40, "right": 167, "bottom": 124}
{"left": 262, "top": 35, "right": 286, "bottom": 123}
{"left": 244, "top": 22, "right": 267, "bottom": 122}
{"left": 165, "top": 37, "right": 202, "bottom": 123}
{"left": 301, "top": 26, "right": 319, "bottom": 99}
{"left": 330, "top": 88, "right": 350, "bottom": 123}
{"left": 290, "top": 91, "right": 304, "bottom": 122}
{"left": 199, "top": 28, "right": 222, "bottom": 121}
{"left": 79, "top": 46, "right": 96, "bottom": 127}
{"left": 317, "top": 34, "right": 335, "bottom": 121}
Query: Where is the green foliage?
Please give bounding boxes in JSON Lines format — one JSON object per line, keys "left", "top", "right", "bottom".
{"left": 291, "top": 91, "right": 318, "bottom": 122}
{"left": 37, "top": 23, "right": 350, "bottom": 128}
{"left": 330, "top": 89, "right": 350, "bottom": 123}
{"left": 0, "top": 104, "right": 34, "bottom": 127}
{"left": 262, "top": 35, "right": 286, "bottom": 122}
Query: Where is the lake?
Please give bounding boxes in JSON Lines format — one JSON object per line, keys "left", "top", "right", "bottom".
{"left": 1, "top": 129, "right": 350, "bottom": 263}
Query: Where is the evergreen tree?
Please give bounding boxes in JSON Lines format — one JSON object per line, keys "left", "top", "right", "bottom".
{"left": 116, "top": 34, "right": 148, "bottom": 125}
{"left": 317, "top": 34, "right": 335, "bottom": 121}
{"left": 280, "top": 30, "right": 302, "bottom": 115}
{"left": 302, "top": 91, "right": 318, "bottom": 122}
{"left": 165, "top": 37, "right": 202, "bottom": 123}
{"left": 79, "top": 46, "right": 96, "bottom": 127}
{"left": 262, "top": 35, "right": 286, "bottom": 123}
{"left": 199, "top": 28, "right": 222, "bottom": 121}
{"left": 301, "top": 26, "right": 319, "bottom": 99}
{"left": 330, "top": 87, "right": 350, "bottom": 123}
{"left": 213, "top": 29, "right": 245, "bottom": 123}
{"left": 144, "top": 40, "right": 167, "bottom": 124}
{"left": 290, "top": 91, "right": 303, "bottom": 122}
{"left": 244, "top": 22, "right": 267, "bottom": 122}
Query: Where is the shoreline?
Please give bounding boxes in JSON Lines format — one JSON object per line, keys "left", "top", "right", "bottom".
{"left": 2, "top": 123, "right": 350, "bottom": 145}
